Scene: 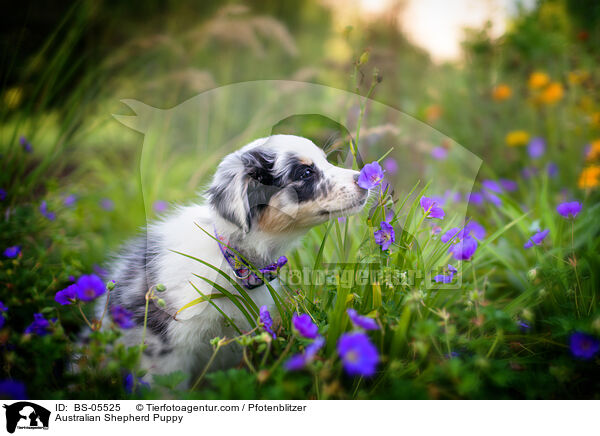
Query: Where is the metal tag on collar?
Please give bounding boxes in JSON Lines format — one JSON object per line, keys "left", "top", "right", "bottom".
{"left": 233, "top": 268, "right": 252, "bottom": 280}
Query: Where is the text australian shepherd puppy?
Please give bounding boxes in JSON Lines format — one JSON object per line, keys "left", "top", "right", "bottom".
{"left": 102, "top": 134, "right": 368, "bottom": 384}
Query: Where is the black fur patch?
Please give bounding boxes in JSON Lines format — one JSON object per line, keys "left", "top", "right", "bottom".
{"left": 243, "top": 149, "right": 282, "bottom": 227}
{"left": 284, "top": 154, "right": 322, "bottom": 203}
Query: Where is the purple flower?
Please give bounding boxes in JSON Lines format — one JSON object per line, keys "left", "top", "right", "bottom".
{"left": 374, "top": 221, "right": 395, "bottom": 251}
{"left": 464, "top": 220, "right": 486, "bottom": 240}
{"left": 153, "top": 200, "right": 168, "bottom": 213}
{"left": 382, "top": 157, "right": 398, "bottom": 175}
{"left": 260, "top": 305, "right": 276, "bottom": 338}
{"left": 547, "top": 162, "right": 558, "bottom": 178}
{"left": 0, "top": 302, "right": 7, "bottom": 312}
{"left": 482, "top": 180, "right": 502, "bottom": 194}
{"left": 347, "top": 309, "right": 379, "bottom": 330}
{"left": 385, "top": 208, "right": 395, "bottom": 222}
{"left": 283, "top": 354, "right": 307, "bottom": 371}
{"left": 284, "top": 336, "right": 325, "bottom": 371}
{"left": 111, "top": 305, "right": 135, "bottom": 329}
{"left": 524, "top": 229, "right": 550, "bottom": 249}
{"left": 431, "top": 146, "right": 448, "bottom": 160}
{"left": 337, "top": 216, "right": 347, "bottom": 224}
{"left": 55, "top": 284, "right": 78, "bottom": 305}
{"left": 441, "top": 227, "right": 461, "bottom": 243}
{"left": 292, "top": 313, "right": 319, "bottom": 339}
{"left": 420, "top": 197, "right": 445, "bottom": 219}
{"left": 63, "top": 194, "right": 77, "bottom": 207}
{"left": 100, "top": 198, "right": 115, "bottom": 211}
{"left": 483, "top": 191, "right": 502, "bottom": 207}
{"left": 569, "top": 332, "right": 600, "bottom": 360}
{"left": 39, "top": 201, "right": 56, "bottom": 221}
{"left": 556, "top": 201, "right": 582, "bottom": 219}
{"left": 276, "top": 256, "right": 288, "bottom": 268}
{"left": 433, "top": 264, "right": 457, "bottom": 283}
{"left": 499, "top": 179, "right": 518, "bottom": 192}
{"left": 3, "top": 246, "right": 21, "bottom": 258}
{"left": 0, "top": 188, "right": 6, "bottom": 201}
{"left": 448, "top": 236, "right": 478, "bottom": 261}
{"left": 75, "top": 274, "right": 106, "bottom": 302}
{"left": 357, "top": 162, "right": 385, "bottom": 189}
{"left": 0, "top": 380, "right": 27, "bottom": 399}
{"left": 337, "top": 332, "right": 379, "bottom": 377}
{"left": 19, "top": 136, "right": 33, "bottom": 153}
{"left": 0, "top": 315, "right": 4, "bottom": 329}
{"left": 24, "top": 313, "right": 51, "bottom": 336}
{"left": 466, "top": 191, "right": 484, "bottom": 205}
{"left": 124, "top": 373, "right": 150, "bottom": 395}
{"left": 527, "top": 137, "right": 545, "bottom": 159}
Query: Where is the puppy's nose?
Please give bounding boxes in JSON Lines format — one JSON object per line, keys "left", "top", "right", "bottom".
{"left": 353, "top": 173, "right": 360, "bottom": 183}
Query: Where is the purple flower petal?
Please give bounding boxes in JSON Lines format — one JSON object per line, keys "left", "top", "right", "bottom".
{"left": 347, "top": 309, "right": 379, "bottom": 330}
{"left": 448, "top": 236, "right": 478, "bottom": 261}
{"left": 523, "top": 229, "right": 549, "bottom": 249}
{"left": 374, "top": 221, "right": 395, "bottom": 251}
{"left": 292, "top": 313, "right": 318, "bottom": 339}
{"left": 556, "top": 201, "right": 582, "bottom": 219}
{"left": 420, "top": 197, "right": 445, "bottom": 219}
{"left": 527, "top": 137, "right": 546, "bottom": 159}
{"left": 337, "top": 332, "right": 379, "bottom": 377}
{"left": 569, "top": 332, "right": 600, "bottom": 360}
{"left": 357, "top": 162, "right": 385, "bottom": 189}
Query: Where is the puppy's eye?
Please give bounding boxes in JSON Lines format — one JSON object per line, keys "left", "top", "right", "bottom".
{"left": 299, "top": 168, "right": 314, "bottom": 180}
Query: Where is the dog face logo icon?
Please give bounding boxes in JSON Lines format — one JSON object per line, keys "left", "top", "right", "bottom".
{"left": 2, "top": 402, "right": 50, "bottom": 433}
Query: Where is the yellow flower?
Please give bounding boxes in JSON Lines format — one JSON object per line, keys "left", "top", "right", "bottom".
{"left": 539, "top": 82, "right": 564, "bottom": 104}
{"left": 492, "top": 84, "right": 512, "bottom": 101}
{"left": 586, "top": 140, "right": 600, "bottom": 162}
{"left": 568, "top": 70, "right": 589, "bottom": 85}
{"left": 506, "top": 130, "right": 530, "bottom": 147}
{"left": 578, "top": 165, "right": 600, "bottom": 189}
{"left": 528, "top": 72, "right": 549, "bottom": 89}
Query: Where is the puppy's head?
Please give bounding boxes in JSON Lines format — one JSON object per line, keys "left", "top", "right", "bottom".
{"left": 207, "top": 135, "right": 368, "bottom": 233}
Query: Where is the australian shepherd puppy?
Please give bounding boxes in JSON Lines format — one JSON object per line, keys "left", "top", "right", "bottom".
{"left": 101, "top": 134, "right": 368, "bottom": 385}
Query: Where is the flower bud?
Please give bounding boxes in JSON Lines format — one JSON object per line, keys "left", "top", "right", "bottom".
{"left": 156, "top": 298, "right": 166, "bottom": 308}
{"left": 527, "top": 268, "right": 537, "bottom": 281}
{"left": 107, "top": 280, "right": 116, "bottom": 291}
{"left": 156, "top": 283, "right": 166, "bottom": 292}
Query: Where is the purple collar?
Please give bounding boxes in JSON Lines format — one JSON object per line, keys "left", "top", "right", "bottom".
{"left": 214, "top": 229, "right": 287, "bottom": 289}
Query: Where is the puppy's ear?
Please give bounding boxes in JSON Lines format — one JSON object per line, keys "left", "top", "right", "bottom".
{"left": 243, "top": 149, "right": 281, "bottom": 229}
{"left": 207, "top": 148, "right": 278, "bottom": 232}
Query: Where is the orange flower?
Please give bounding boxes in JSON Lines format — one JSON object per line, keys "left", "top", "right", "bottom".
{"left": 539, "top": 82, "right": 564, "bottom": 104}
{"left": 492, "top": 84, "right": 512, "bottom": 101}
{"left": 425, "top": 104, "right": 442, "bottom": 123}
{"left": 528, "top": 72, "right": 550, "bottom": 89}
{"left": 506, "top": 130, "right": 530, "bottom": 147}
{"left": 586, "top": 140, "right": 600, "bottom": 161}
{"left": 578, "top": 165, "right": 600, "bottom": 189}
